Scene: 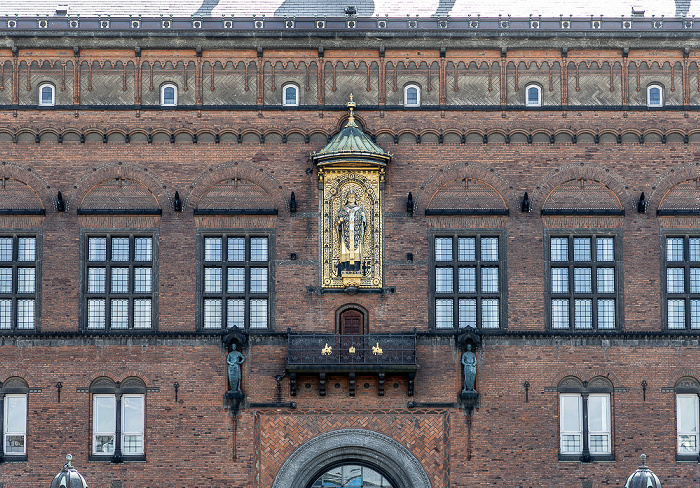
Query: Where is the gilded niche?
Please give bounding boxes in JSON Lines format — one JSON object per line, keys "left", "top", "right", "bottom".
{"left": 311, "top": 96, "right": 391, "bottom": 289}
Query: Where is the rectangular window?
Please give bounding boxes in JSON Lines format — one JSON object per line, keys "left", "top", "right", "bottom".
{"left": 92, "top": 394, "right": 145, "bottom": 457}
{"left": 200, "top": 235, "right": 270, "bottom": 329}
{"left": 4, "top": 394, "right": 27, "bottom": 456}
{"left": 0, "top": 235, "right": 39, "bottom": 331}
{"left": 665, "top": 236, "right": 700, "bottom": 329}
{"left": 93, "top": 394, "right": 116, "bottom": 455}
{"left": 432, "top": 234, "right": 504, "bottom": 329}
{"left": 83, "top": 234, "right": 156, "bottom": 330}
{"left": 677, "top": 394, "right": 700, "bottom": 455}
{"left": 548, "top": 235, "right": 620, "bottom": 330}
{"left": 560, "top": 393, "right": 611, "bottom": 458}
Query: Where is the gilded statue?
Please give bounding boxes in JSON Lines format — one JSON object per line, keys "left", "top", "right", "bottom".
{"left": 462, "top": 344, "right": 477, "bottom": 392}
{"left": 337, "top": 189, "right": 366, "bottom": 275}
{"left": 227, "top": 344, "right": 245, "bottom": 392}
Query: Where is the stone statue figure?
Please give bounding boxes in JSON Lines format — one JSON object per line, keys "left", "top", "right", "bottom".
{"left": 337, "top": 189, "right": 367, "bottom": 275}
{"left": 461, "top": 344, "right": 477, "bottom": 392}
{"left": 227, "top": 344, "right": 245, "bottom": 392}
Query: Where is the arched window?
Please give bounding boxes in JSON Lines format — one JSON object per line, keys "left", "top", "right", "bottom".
{"left": 38, "top": 83, "right": 55, "bottom": 106}
{"left": 404, "top": 84, "right": 420, "bottom": 107}
{"left": 647, "top": 84, "right": 663, "bottom": 107}
{"left": 311, "top": 464, "right": 395, "bottom": 487}
{"left": 283, "top": 83, "right": 299, "bottom": 106}
{"left": 525, "top": 84, "right": 542, "bottom": 107}
{"left": 160, "top": 83, "right": 177, "bottom": 106}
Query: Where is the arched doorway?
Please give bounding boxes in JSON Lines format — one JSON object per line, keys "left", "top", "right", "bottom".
{"left": 271, "top": 429, "right": 432, "bottom": 488}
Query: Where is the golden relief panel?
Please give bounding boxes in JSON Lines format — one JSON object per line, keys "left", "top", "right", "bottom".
{"left": 320, "top": 169, "right": 383, "bottom": 289}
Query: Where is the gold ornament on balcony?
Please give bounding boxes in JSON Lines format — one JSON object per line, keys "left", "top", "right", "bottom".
{"left": 322, "top": 343, "right": 333, "bottom": 355}
{"left": 349, "top": 346, "right": 356, "bottom": 354}
{"left": 372, "top": 342, "right": 383, "bottom": 355}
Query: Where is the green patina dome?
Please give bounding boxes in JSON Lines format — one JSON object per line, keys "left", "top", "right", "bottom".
{"left": 50, "top": 455, "right": 88, "bottom": 488}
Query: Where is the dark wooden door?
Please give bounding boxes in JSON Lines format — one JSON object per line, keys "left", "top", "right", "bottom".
{"left": 340, "top": 309, "right": 364, "bottom": 363}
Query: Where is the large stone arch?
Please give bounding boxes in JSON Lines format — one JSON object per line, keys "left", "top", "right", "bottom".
{"left": 272, "top": 429, "right": 432, "bottom": 488}
{"left": 650, "top": 164, "right": 700, "bottom": 212}
{"left": 0, "top": 162, "right": 53, "bottom": 210}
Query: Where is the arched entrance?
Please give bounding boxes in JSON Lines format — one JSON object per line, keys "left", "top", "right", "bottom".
{"left": 271, "top": 429, "right": 432, "bottom": 488}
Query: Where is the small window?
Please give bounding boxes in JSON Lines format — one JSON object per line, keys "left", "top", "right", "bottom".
{"left": 4, "top": 394, "right": 27, "bottom": 457}
{"left": 282, "top": 84, "right": 299, "bottom": 107}
{"left": 38, "top": 83, "right": 55, "bottom": 106}
{"left": 404, "top": 84, "right": 420, "bottom": 107}
{"left": 647, "top": 84, "right": 663, "bottom": 107}
{"left": 525, "top": 84, "right": 542, "bottom": 107}
{"left": 160, "top": 84, "right": 177, "bottom": 107}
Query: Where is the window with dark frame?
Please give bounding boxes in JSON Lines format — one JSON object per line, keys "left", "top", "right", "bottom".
{"left": 432, "top": 234, "right": 503, "bottom": 329}
{"left": 201, "top": 235, "right": 270, "bottom": 330}
{"left": 0, "top": 235, "right": 39, "bottom": 331}
{"left": 664, "top": 236, "right": 700, "bottom": 329}
{"left": 548, "top": 235, "right": 619, "bottom": 330}
{"left": 84, "top": 234, "right": 155, "bottom": 330}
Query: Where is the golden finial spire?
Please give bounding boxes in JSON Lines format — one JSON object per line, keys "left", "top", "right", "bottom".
{"left": 346, "top": 94, "right": 357, "bottom": 126}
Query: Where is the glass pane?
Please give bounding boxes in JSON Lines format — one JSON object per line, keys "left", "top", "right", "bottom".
{"left": 574, "top": 299, "right": 592, "bottom": 329}
{"left": 89, "top": 237, "right": 107, "bottom": 261}
{"left": 435, "top": 268, "right": 453, "bottom": 293}
{"left": 228, "top": 238, "right": 245, "bottom": 261}
{"left": 122, "top": 396, "right": 144, "bottom": 434}
{"left": 560, "top": 395, "right": 581, "bottom": 432}
{"left": 435, "top": 299, "right": 453, "bottom": 328}
{"left": 249, "top": 299, "right": 267, "bottom": 328}
{"left": 668, "top": 237, "right": 685, "bottom": 261}
{"left": 123, "top": 434, "right": 143, "bottom": 454}
{"left": 481, "top": 267, "right": 499, "bottom": 293}
{"left": 0, "top": 299, "right": 10, "bottom": 329}
{"left": 596, "top": 237, "right": 614, "bottom": 262}
{"left": 285, "top": 86, "right": 296, "bottom": 104}
{"left": 227, "top": 299, "right": 244, "bottom": 328}
{"left": 406, "top": 87, "right": 418, "bottom": 105}
{"left": 562, "top": 435, "right": 580, "bottom": 453}
{"left": 691, "top": 238, "right": 700, "bottom": 261}
{"left": 204, "top": 238, "right": 222, "bottom": 261}
{"left": 678, "top": 395, "right": 699, "bottom": 433}
{"left": 458, "top": 267, "right": 476, "bottom": 293}
{"left": 0, "top": 268, "right": 12, "bottom": 293}
{"left": 551, "top": 268, "right": 569, "bottom": 294}
{"left": 597, "top": 268, "right": 615, "bottom": 293}
{"left": 17, "top": 300, "right": 34, "bottom": 329}
{"left": 573, "top": 268, "right": 592, "bottom": 294}
{"left": 250, "top": 238, "right": 268, "bottom": 262}
{"left": 0, "top": 238, "right": 12, "bottom": 261}
{"left": 481, "top": 237, "right": 498, "bottom": 261}
{"left": 589, "top": 435, "right": 609, "bottom": 453}
{"left": 458, "top": 299, "right": 476, "bottom": 328}
{"left": 94, "top": 396, "right": 116, "bottom": 433}
{"left": 203, "top": 299, "right": 222, "bottom": 328}
{"left": 679, "top": 434, "right": 698, "bottom": 454}
{"left": 228, "top": 268, "right": 245, "bottom": 294}
{"left": 649, "top": 87, "right": 661, "bottom": 105}
{"left": 481, "top": 299, "right": 499, "bottom": 328}
{"left": 94, "top": 435, "right": 114, "bottom": 454}
{"left": 111, "top": 299, "right": 128, "bottom": 329}
{"left": 691, "top": 268, "right": 700, "bottom": 293}
{"left": 88, "top": 267, "right": 107, "bottom": 294}
{"left": 527, "top": 86, "right": 539, "bottom": 103}
{"left": 551, "top": 238, "right": 568, "bottom": 261}
{"left": 134, "top": 268, "right": 151, "bottom": 293}
{"left": 163, "top": 86, "right": 175, "bottom": 104}
{"left": 435, "top": 237, "right": 452, "bottom": 261}
{"left": 597, "top": 299, "right": 615, "bottom": 329}
{"left": 668, "top": 299, "right": 686, "bottom": 329}
{"left": 133, "top": 299, "right": 151, "bottom": 328}
{"left": 5, "top": 396, "right": 27, "bottom": 434}
{"left": 112, "top": 237, "right": 130, "bottom": 261}
{"left": 552, "top": 299, "right": 569, "bottom": 329}
{"left": 692, "top": 300, "right": 700, "bottom": 329}
{"left": 42, "top": 86, "right": 53, "bottom": 104}
{"left": 134, "top": 238, "right": 152, "bottom": 262}
{"left": 573, "top": 237, "right": 591, "bottom": 261}
{"left": 458, "top": 238, "right": 475, "bottom": 261}
{"left": 204, "top": 268, "right": 222, "bottom": 293}
{"left": 668, "top": 268, "right": 685, "bottom": 294}
{"left": 111, "top": 268, "right": 129, "bottom": 293}
{"left": 588, "top": 395, "right": 609, "bottom": 431}
{"left": 250, "top": 268, "right": 268, "bottom": 293}
{"left": 17, "top": 238, "right": 35, "bottom": 262}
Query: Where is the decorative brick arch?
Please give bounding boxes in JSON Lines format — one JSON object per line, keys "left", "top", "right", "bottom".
{"left": 187, "top": 161, "right": 287, "bottom": 212}
{"left": 70, "top": 162, "right": 169, "bottom": 212}
{"left": 0, "top": 161, "right": 53, "bottom": 210}
{"left": 416, "top": 161, "right": 512, "bottom": 214}
{"left": 86, "top": 371, "right": 151, "bottom": 388}
{"left": 535, "top": 163, "right": 628, "bottom": 212}
{"left": 549, "top": 369, "right": 620, "bottom": 389}
{"left": 650, "top": 163, "right": 700, "bottom": 211}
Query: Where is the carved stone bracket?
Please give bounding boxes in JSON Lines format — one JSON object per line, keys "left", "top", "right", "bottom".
{"left": 225, "top": 391, "right": 245, "bottom": 415}
{"left": 457, "top": 329, "right": 482, "bottom": 350}
{"left": 459, "top": 390, "right": 480, "bottom": 415}
{"left": 223, "top": 326, "right": 248, "bottom": 350}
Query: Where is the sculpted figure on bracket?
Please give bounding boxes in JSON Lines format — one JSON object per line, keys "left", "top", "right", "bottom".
{"left": 337, "top": 189, "right": 366, "bottom": 275}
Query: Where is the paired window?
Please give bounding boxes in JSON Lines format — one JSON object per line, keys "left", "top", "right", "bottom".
{"left": 0, "top": 235, "right": 39, "bottom": 331}
{"left": 282, "top": 83, "right": 299, "bottom": 106}
{"left": 404, "top": 84, "right": 420, "bottom": 107}
{"left": 200, "top": 235, "right": 270, "bottom": 329}
{"left": 525, "top": 84, "right": 542, "bottom": 107}
{"left": 664, "top": 236, "right": 700, "bottom": 329}
{"left": 432, "top": 235, "right": 503, "bottom": 329}
{"left": 160, "top": 83, "right": 177, "bottom": 106}
{"left": 676, "top": 377, "right": 700, "bottom": 459}
{"left": 558, "top": 377, "right": 613, "bottom": 462}
{"left": 548, "top": 235, "right": 619, "bottom": 330}
{"left": 38, "top": 83, "right": 55, "bottom": 106}
{"left": 90, "top": 377, "right": 146, "bottom": 461}
{"left": 84, "top": 234, "right": 156, "bottom": 330}
{"left": 1, "top": 378, "right": 29, "bottom": 461}
{"left": 647, "top": 84, "right": 663, "bottom": 107}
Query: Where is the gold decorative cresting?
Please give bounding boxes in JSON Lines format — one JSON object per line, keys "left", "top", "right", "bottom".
{"left": 349, "top": 346, "right": 356, "bottom": 354}
{"left": 322, "top": 343, "right": 333, "bottom": 355}
{"left": 372, "top": 342, "right": 383, "bottom": 355}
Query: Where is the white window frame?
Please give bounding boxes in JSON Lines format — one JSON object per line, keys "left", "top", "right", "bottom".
{"left": 587, "top": 394, "right": 611, "bottom": 454}
{"left": 92, "top": 394, "right": 116, "bottom": 455}
{"left": 38, "top": 83, "right": 55, "bottom": 106}
{"left": 647, "top": 84, "right": 663, "bottom": 107}
{"left": 677, "top": 394, "right": 700, "bottom": 455}
{"left": 160, "top": 83, "right": 178, "bottom": 107}
{"left": 92, "top": 393, "right": 145, "bottom": 457}
{"left": 3, "top": 393, "right": 27, "bottom": 456}
{"left": 560, "top": 392, "right": 611, "bottom": 457}
{"left": 121, "top": 394, "right": 145, "bottom": 455}
{"left": 559, "top": 393, "right": 583, "bottom": 454}
{"left": 525, "top": 84, "right": 542, "bottom": 107}
{"left": 282, "top": 83, "right": 299, "bottom": 107}
{"left": 404, "top": 84, "right": 421, "bottom": 107}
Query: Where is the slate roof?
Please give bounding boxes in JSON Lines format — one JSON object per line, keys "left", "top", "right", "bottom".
{"left": 1, "top": 0, "right": 697, "bottom": 18}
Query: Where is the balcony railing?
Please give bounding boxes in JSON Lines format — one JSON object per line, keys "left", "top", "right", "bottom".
{"left": 287, "top": 333, "right": 417, "bottom": 373}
